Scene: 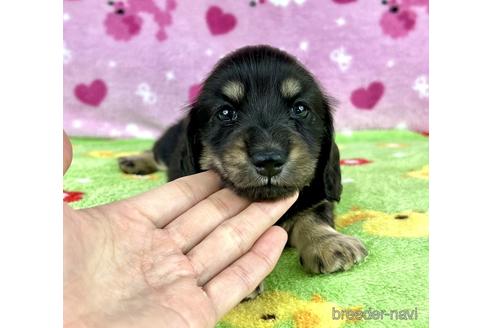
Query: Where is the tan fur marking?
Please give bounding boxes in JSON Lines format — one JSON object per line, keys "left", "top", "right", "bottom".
{"left": 284, "top": 135, "right": 317, "bottom": 187}
{"left": 281, "top": 78, "right": 302, "bottom": 98}
{"left": 222, "top": 138, "right": 258, "bottom": 186}
{"left": 222, "top": 81, "right": 245, "bottom": 102}
{"left": 201, "top": 133, "right": 318, "bottom": 191}
{"left": 200, "top": 144, "right": 225, "bottom": 174}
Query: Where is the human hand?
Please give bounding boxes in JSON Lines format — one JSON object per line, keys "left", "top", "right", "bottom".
{"left": 63, "top": 134, "right": 297, "bottom": 328}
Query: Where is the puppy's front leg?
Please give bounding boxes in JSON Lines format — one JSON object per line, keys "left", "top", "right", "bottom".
{"left": 283, "top": 200, "right": 367, "bottom": 274}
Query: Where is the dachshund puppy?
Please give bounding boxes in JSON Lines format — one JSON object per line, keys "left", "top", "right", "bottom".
{"left": 119, "top": 45, "right": 367, "bottom": 298}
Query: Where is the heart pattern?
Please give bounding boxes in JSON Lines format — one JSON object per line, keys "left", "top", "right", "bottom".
{"left": 206, "top": 6, "right": 237, "bottom": 36}
{"left": 74, "top": 79, "right": 108, "bottom": 107}
{"left": 64, "top": 0, "right": 429, "bottom": 136}
{"left": 350, "top": 82, "right": 385, "bottom": 110}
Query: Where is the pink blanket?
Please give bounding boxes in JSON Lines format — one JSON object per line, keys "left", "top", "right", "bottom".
{"left": 63, "top": 0, "right": 428, "bottom": 138}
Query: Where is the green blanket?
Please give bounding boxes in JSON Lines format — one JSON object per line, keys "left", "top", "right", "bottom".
{"left": 64, "top": 130, "right": 429, "bottom": 328}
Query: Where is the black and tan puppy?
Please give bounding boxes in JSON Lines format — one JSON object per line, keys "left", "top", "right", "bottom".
{"left": 119, "top": 45, "right": 367, "bottom": 296}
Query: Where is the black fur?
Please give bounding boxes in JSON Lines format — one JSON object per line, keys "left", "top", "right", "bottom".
{"left": 153, "top": 45, "right": 342, "bottom": 225}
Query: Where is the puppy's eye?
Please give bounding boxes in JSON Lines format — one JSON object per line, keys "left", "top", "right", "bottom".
{"left": 291, "top": 103, "right": 309, "bottom": 119}
{"left": 216, "top": 106, "right": 238, "bottom": 122}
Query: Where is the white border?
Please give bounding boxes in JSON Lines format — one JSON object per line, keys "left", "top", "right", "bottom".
{"left": 430, "top": 1, "right": 492, "bottom": 326}
{"left": 0, "top": 1, "right": 62, "bottom": 327}
{"left": 2, "top": 0, "right": 492, "bottom": 326}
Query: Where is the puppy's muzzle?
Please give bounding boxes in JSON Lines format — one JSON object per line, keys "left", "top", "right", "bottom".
{"left": 250, "top": 149, "right": 287, "bottom": 178}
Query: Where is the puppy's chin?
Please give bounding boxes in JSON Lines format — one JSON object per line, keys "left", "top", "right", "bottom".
{"left": 202, "top": 164, "right": 301, "bottom": 200}
{"left": 223, "top": 179, "right": 298, "bottom": 201}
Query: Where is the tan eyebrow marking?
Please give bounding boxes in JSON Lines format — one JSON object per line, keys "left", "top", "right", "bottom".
{"left": 281, "top": 78, "right": 302, "bottom": 98}
{"left": 222, "top": 81, "right": 245, "bottom": 102}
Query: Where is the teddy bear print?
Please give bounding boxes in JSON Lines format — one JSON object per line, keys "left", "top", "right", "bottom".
{"left": 380, "top": 0, "right": 428, "bottom": 38}
{"left": 248, "top": 0, "right": 266, "bottom": 7}
{"left": 407, "top": 165, "right": 428, "bottom": 180}
{"left": 222, "top": 290, "right": 356, "bottom": 328}
{"left": 337, "top": 209, "right": 428, "bottom": 238}
{"left": 104, "top": 0, "right": 176, "bottom": 42}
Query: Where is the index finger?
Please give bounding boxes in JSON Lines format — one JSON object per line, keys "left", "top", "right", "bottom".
{"left": 204, "top": 226, "right": 288, "bottom": 319}
{"left": 116, "top": 171, "right": 223, "bottom": 228}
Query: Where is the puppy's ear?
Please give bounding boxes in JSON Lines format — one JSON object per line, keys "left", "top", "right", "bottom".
{"left": 155, "top": 108, "right": 202, "bottom": 181}
{"left": 323, "top": 140, "right": 342, "bottom": 202}
{"left": 180, "top": 109, "right": 202, "bottom": 175}
{"left": 313, "top": 97, "right": 342, "bottom": 202}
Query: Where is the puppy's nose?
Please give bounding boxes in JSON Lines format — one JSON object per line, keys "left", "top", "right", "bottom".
{"left": 251, "top": 151, "right": 287, "bottom": 177}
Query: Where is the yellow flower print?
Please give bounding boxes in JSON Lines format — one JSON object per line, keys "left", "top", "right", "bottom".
{"left": 222, "top": 291, "right": 354, "bottom": 328}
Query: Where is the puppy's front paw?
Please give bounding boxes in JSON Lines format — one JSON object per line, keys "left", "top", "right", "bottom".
{"left": 300, "top": 234, "right": 367, "bottom": 274}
